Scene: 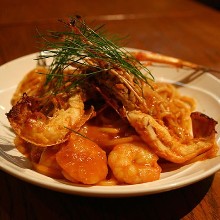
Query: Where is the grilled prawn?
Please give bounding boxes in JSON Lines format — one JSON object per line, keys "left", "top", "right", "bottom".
{"left": 92, "top": 65, "right": 217, "bottom": 164}
{"left": 127, "top": 111, "right": 217, "bottom": 163}
{"left": 6, "top": 91, "right": 87, "bottom": 146}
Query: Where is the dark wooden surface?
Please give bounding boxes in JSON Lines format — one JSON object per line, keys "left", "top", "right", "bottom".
{"left": 1, "top": 0, "right": 220, "bottom": 219}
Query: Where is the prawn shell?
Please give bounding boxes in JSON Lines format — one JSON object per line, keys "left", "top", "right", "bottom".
{"left": 127, "top": 110, "right": 217, "bottom": 163}
{"left": 191, "top": 112, "right": 217, "bottom": 138}
{"left": 6, "top": 93, "right": 86, "bottom": 147}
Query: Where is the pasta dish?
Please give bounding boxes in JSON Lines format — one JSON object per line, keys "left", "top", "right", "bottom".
{"left": 5, "top": 16, "right": 218, "bottom": 186}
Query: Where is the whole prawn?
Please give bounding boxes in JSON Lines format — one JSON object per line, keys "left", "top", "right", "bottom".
{"left": 91, "top": 60, "right": 218, "bottom": 164}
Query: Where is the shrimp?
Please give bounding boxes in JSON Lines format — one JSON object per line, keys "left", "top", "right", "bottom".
{"left": 127, "top": 110, "right": 217, "bottom": 163}
{"left": 108, "top": 141, "right": 161, "bottom": 184}
{"left": 6, "top": 91, "right": 90, "bottom": 146}
{"left": 92, "top": 64, "right": 218, "bottom": 164}
{"left": 56, "top": 133, "right": 108, "bottom": 185}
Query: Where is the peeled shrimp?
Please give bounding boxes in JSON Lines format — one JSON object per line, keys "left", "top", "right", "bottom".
{"left": 127, "top": 110, "right": 217, "bottom": 163}
{"left": 6, "top": 92, "right": 86, "bottom": 146}
{"left": 108, "top": 141, "right": 161, "bottom": 184}
{"left": 56, "top": 133, "right": 108, "bottom": 185}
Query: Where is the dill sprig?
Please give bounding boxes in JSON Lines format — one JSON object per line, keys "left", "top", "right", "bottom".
{"left": 37, "top": 15, "right": 154, "bottom": 93}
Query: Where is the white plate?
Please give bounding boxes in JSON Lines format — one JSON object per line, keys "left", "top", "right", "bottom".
{"left": 0, "top": 52, "right": 220, "bottom": 197}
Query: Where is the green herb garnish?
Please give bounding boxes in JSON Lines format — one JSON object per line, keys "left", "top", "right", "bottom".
{"left": 37, "top": 15, "right": 154, "bottom": 93}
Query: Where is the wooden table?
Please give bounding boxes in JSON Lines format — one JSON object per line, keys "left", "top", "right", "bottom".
{"left": 0, "top": 0, "right": 220, "bottom": 219}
